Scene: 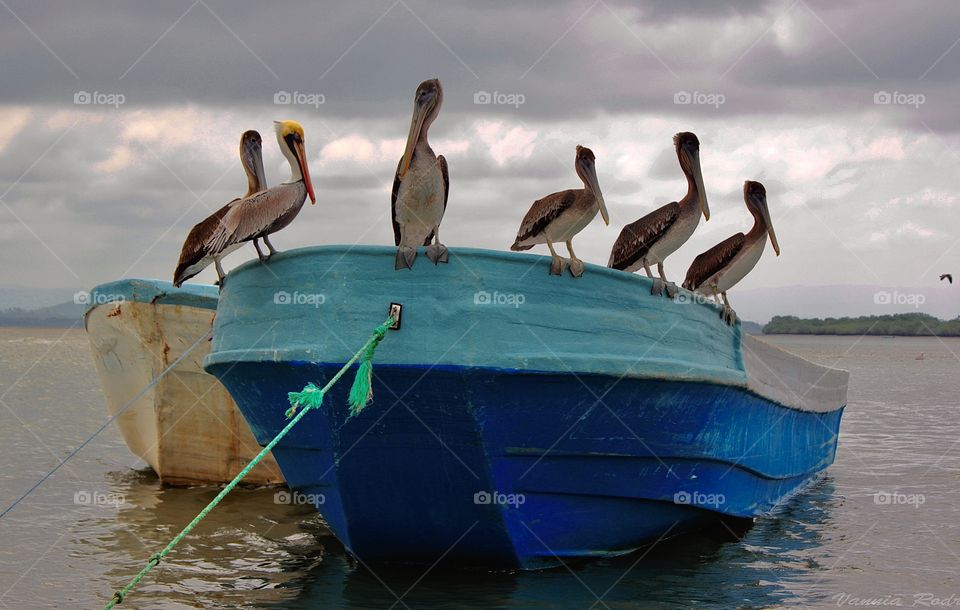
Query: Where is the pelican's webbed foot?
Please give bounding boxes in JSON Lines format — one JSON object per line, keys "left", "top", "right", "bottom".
{"left": 426, "top": 242, "right": 449, "bottom": 265}
{"left": 665, "top": 281, "right": 679, "bottom": 299}
{"left": 568, "top": 258, "right": 585, "bottom": 278}
{"left": 395, "top": 246, "right": 417, "bottom": 270}
{"left": 549, "top": 256, "right": 567, "bottom": 276}
{"left": 721, "top": 306, "right": 738, "bottom": 325}
{"left": 651, "top": 277, "right": 665, "bottom": 296}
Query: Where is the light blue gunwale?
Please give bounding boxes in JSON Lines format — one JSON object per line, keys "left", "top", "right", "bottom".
{"left": 87, "top": 278, "right": 218, "bottom": 315}
{"left": 205, "top": 245, "right": 750, "bottom": 394}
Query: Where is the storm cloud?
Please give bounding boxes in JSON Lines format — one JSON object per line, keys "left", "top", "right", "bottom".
{"left": 0, "top": 0, "right": 958, "bottom": 320}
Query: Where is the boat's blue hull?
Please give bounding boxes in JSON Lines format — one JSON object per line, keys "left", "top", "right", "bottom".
{"left": 210, "top": 361, "right": 841, "bottom": 568}
{"left": 205, "top": 246, "right": 847, "bottom": 569}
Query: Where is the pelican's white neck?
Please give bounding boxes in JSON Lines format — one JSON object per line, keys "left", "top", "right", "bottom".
{"left": 275, "top": 128, "right": 304, "bottom": 183}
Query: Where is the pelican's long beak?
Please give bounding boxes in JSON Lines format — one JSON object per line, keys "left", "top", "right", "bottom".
{"left": 295, "top": 140, "right": 316, "bottom": 204}
{"left": 759, "top": 197, "right": 780, "bottom": 255}
{"left": 585, "top": 164, "right": 609, "bottom": 225}
{"left": 251, "top": 147, "right": 266, "bottom": 194}
{"left": 400, "top": 96, "right": 432, "bottom": 179}
{"left": 690, "top": 149, "right": 709, "bottom": 221}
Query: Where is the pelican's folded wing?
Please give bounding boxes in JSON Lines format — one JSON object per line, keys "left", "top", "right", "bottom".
{"left": 682, "top": 232, "right": 745, "bottom": 290}
{"left": 206, "top": 183, "right": 300, "bottom": 254}
{"left": 173, "top": 199, "right": 238, "bottom": 286}
{"left": 511, "top": 190, "right": 577, "bottom": 249}
{"left": 390, "top": 157, "right": 403, "bottom": 247}
{"left": 607, "top": 202, "right": 680, "bottom": 270}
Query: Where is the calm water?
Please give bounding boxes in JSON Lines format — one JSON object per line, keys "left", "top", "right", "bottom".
{"left": 1, "top": 328, "right": 958, "bottom": 609}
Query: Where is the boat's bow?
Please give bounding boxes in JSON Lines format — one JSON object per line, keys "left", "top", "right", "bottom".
{"left": 85, "top": 278, "right": 283, "bottom": 486}
{"left": 204, "top": 246, "right": 847, "bottom": 568}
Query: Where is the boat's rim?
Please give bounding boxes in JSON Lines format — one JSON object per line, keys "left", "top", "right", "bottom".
{"left": 208, "top": 245, "right": 849, "bottom": 414}
{"left": 226, "top": 244, "right": 703, "bottom": 294}
{"left": 83, "top": 278, "right": 219, "bottom": 329}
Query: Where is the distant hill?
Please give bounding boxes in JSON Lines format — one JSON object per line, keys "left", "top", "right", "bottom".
{"left": 0, "top": 285, "right": 77, "bottom": 310}
{"left": 0, "top": 301, "right": 85, "bottom": 328}
{"left": 733, "top": 284, "right": 957, "bottom": 324}
{"left": 763, "top": 313, "right": 960, "bottom": 336}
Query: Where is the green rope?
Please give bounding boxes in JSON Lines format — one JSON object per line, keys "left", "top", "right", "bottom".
{"left": 104, "top": 315, "right": 395, "bottom": 609}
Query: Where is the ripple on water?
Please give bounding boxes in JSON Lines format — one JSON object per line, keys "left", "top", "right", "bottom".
{"left": 2, "top": 331, "right": 960, "bottom": 608}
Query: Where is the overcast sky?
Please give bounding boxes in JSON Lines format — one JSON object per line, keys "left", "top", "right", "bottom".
{"left": 1, "top": 0, "right": 958, "bottom": 308}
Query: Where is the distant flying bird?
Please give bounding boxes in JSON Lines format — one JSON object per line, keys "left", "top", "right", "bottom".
{"left": 607, "top": 132, "right": 709, "bottom": 297}
{"left": 174, "top": 130, "right": 267, "bottom": 287}
{"left": 941, "top": 274, "right": 953, "bottom": 284}
{"left": 392, "top": 78, "right": 449, "bottom": 270}
{"left": 198, "top": 120, "right": 316, "bottom": 286}
{"left": 510, "top": 145, "right": 609, "bottom": 277}
{"left": 682, "top": 181, "right": 780, "bottom": 325}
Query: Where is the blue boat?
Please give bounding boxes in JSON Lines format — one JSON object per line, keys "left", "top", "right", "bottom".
{"left": 204, "top": 245, "right": 848, "bottom": 569}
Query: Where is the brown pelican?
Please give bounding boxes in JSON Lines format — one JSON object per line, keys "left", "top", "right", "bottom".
{"left": 682, "top": 181, "right": 780, "bottom": 325}
{"left": 607, "top": 132, "right": 709, "bottom": 297}
{"left": 392, "top": 78, "right": 449, "bottom": 270}
{"left": 174, "top": 130, "right": 267, "bottom": 287}
{"left": 510, "top": 145, "right": 609, "bottom": 277}
{"left": 198, "top": 120, "right": 316, "bottom": 284}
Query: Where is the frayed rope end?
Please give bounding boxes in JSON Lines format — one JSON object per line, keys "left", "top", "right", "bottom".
{"left": 346, "top": 321, "right": 391, "bottom": 417}
{"left": 286, "top": 383, "right": 325, "bottom": 418}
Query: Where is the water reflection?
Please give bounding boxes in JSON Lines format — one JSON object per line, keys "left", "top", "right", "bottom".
{"left": 9, "top": 331, "right": 945, "bottom": 608}
{"left": 73, "top": 468, "right": 336, "bottom": 608}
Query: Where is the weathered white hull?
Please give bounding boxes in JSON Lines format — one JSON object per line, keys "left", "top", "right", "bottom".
{"left": 85, "top": 281, "right": 282, "bottom": 486}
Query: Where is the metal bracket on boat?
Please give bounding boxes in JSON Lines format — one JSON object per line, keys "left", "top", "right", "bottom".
{"left": 387, "top": 303, "right": 402, "bottom": 330}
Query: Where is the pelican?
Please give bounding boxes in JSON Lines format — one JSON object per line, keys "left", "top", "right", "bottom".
{"left": 392, "top": 78, "right": 449, "bottom": 270}
{"left": 682, "top": 181, "right": 780, "bottom": 325}
{"left": 174, "top": 130, "right": 267, "bottom": 287}
{"left": 607, "top": 132, "right": 709, "bottom": 297}
{"left": 199, "top": 120, "right": 316, "bottom": 284}
{"left": 510, "top": 145, "right": 609, "bottom": 277}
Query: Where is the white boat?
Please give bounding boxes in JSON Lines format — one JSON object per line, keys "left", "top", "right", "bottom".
{"left": 84, "top": 279, "right": 283, "bottom": 486}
